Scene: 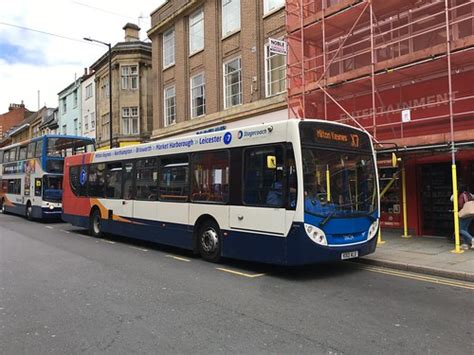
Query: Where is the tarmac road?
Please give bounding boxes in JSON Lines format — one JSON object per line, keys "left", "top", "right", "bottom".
{"left": 0, "top": 213, "right": 473, "bottom": 354}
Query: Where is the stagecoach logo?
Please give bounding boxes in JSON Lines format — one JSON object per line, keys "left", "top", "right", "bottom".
{"left": 80, "top": 168, "right": 87, "bottom": 186}
{"left": 223, "top": 132, "right": 232, "bottom": 145}
{"left": 237, "top": 128, "right": 269, "bottom": 140}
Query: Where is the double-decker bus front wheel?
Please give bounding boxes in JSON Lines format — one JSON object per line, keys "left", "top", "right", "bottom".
{"left": 25, "top": 202, "right": 33, "bottom": 221}
{"left": 1, "top": 199, "right": 6, "bottom": 214}
{"left": 198, "top": 219, "right": 222, "bottom": 263}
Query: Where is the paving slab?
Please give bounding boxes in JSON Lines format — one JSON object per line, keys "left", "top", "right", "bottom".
{"left": 356, "top": 230, "right": 474, "bottom": 282}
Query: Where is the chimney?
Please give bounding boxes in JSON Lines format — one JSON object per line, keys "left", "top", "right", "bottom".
{"left": 123, "top": 23, "right": 140, "bottom": 42}
{"left": 84, "top": 67, "right": 88, "bottom": 76}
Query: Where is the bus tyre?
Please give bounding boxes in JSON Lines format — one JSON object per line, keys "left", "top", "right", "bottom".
{"left": 198, "top": 220, "right": 222, "bottom": 263}
{"left": 89, "top": 209, "right": 103, "bottom": 238}
{"left": 26, "top": 202, "right": 33, "bottom": 221}
{"left": 1, "top": 199, "right": 6, "bottom": 214}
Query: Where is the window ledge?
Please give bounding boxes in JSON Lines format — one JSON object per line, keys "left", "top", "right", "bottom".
{"left": 263, "top": 5, "right": 285, "bottom": 19}
{"left": 221, "top": 29, "right": 240, "bottom": 41}
{"left": 162, "top": 63, "right": 175, "bottom": 71}
{"left": 189, "top": 48, "right": 204, "bottom": 58}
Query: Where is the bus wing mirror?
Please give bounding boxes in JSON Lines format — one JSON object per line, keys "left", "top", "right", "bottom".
{"left": 267, "top": 155, "right": 277, "bottom": 169}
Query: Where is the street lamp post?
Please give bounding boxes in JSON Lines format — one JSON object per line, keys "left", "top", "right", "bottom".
{"left": 84, "top": 37, "right": 113, "bottom": 149}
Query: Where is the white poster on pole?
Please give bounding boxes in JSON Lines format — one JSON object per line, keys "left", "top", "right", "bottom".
{"left": 401, "top": 109, "right": 411, "bottom": 123}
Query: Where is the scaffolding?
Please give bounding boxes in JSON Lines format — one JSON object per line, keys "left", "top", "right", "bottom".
{"left": 286, "top": 0, "right": 474, "bottom": 143}
{"left": 286, "top": 0, "right": 474, "bottom": 251}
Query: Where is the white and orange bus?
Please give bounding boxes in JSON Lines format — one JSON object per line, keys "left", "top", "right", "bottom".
{"left": 62, "top": 119, "right": 379, "bottom": 265}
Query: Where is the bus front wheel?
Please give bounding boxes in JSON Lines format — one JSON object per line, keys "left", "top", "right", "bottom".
{"left": 89, "top": 209, "right": 103, "bottom": 238}
{"left": 198, "top": 220, "right": 222, "bottom": 263}
{"left": 1, "top": 199, "right": 6, "bottom": 214}
{"left": 26, "top": 202, "right": 33, "bottom": 220}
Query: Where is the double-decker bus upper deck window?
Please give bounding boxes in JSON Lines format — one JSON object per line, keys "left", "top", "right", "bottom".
{"left": 0, "top": 150, "right": 3, "bottom": 164}
{"left": 136, "top": 158, "right": 158, "bottom": 201}
{"left": 191, "top": 151, "right": 229, "bottom": 204}
{"left": 105, "top": 162, "right": 123, "bottom": 199}
{"left": 35, "top": 140, "right": 43, "bottom": 158}
{"left": 8, "top": 148, "right": 17, "bottom": 162}
{"left": 159, "top": 155, "right": 189, "bottom": 202}
{"left": 19, "top": 146, "right": 27, "bottom": 161}
{"left": 27, "top": 142, "right": 35, "bottom": 159}
{"left": 243, "top": 145, "right": 285, "bottom": 207}
{"left": 88, "top": 163, "right": 106, "bottom": 197}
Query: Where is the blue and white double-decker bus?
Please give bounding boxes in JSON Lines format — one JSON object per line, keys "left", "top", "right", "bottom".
{"left": 62, "top": 119, "right": 379, "bottom": 265}
{"left": 0, "top": 135, "right": 94, "bottom": 219}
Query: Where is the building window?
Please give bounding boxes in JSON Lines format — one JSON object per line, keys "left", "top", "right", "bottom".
{"left": 189, "top": 8, "right": 204, "bottom": 54}
{"left": 62, "top": 124, "right": 67, "bottom": 135}
{"left": 265, "top": 44, "right": 286, "bottom": 97}
{"left": 222, "top": 0, "right": 240, "bottom": 36}
{"left": 191, "top": 73, "right": 205, "bottom": 118}
{"left": 102, "top": 113, "right": 110, "bottom": 141}
{"left": 62, "top": 99, "right": 67, "bottom": 114}
{"left": 163, "top": 28, "right": 175, "bottom": 68}
{"left": 84, "top": 114, "right": 89, "bottom": 132}
{"left": 224, "top": 57, "right": 242, "bottom": 108}
{"left": 122, "top": 106, "right": 139, "bottom": 135}
{"left": 264, "top": 0, "right": 284, "bottom": 15}
{"left": 91, "top": 112, "right": 96, "bottom": 129}
{"left": 164, "top": 85, "right": 176, "bottom": 126}
{"left": 101, "top": 77, "right": 109, "bottom": 98}
{"left": 121, "top": 65, "right": 138, "bottom": 90}
{"left": 85, "top": 84, "right": 93, "bottom": 99}
{"left": 73, "top": 90, "right": 78, "bottom": 108}
{"left": 73, "top": 118, "right": 78, "bottom": 135}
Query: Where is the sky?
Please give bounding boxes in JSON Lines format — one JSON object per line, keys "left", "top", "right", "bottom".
{"left": 0, "top": 0, "right": 165, "bottom": 113}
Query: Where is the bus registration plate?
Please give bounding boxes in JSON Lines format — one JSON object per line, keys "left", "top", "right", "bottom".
{"left": 341, "top": 251, "right": 358, "bottom": 260}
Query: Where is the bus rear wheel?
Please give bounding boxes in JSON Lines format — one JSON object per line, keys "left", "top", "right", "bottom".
{"left": 198, "top": 220, "right": 222, "bottom": 263}
{"left": 1, "top": 199, "right": 6, "bottom": 214}
{"left": 89, "top": 209, "right": 103, "bottom": 238}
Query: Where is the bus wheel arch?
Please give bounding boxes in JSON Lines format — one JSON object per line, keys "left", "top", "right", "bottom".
{"left": 194, "top": 215, "right": 222, "bottom": 263}
{"left": 89, "top": 206, "right": 103, "bottom": 238}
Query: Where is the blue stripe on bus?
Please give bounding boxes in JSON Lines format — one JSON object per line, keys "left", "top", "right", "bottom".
{"left": 62, "top": 213, "right": 377, "bottom": 265}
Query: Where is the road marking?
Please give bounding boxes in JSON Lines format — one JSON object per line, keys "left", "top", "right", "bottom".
{"left": 216, "top": 267, "right": 265, "bottom": 278}
{"left": 45, "top": 226, "right": 54, "bottom": 229}
{"left": 165, "top": 255, "right": 191, "bottom": 262}
{"left": 355, "top": 264, "right": 474, "bottom": 290}
{"left": 129, "top": 246, "right": 148, "bottom": 252}
{"left": 101, "top": 239, "right": 116, "bottom": 244}
{"left": 60, "top": 230, "right": 71, "bottom": 234}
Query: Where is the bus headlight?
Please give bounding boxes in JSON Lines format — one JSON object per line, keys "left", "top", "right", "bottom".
{"left": 304, "top": 223, "right": 328, "bottom": 246}
{"left": 49, "top": 205, "right": 54, "bottom": 210}
{"left": 367, "top": 220, "right": 379, "bottom": 241}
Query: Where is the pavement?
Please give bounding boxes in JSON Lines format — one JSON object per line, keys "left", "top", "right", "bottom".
{"left": 358, "top": 229, "right": 474, "bottom": 282}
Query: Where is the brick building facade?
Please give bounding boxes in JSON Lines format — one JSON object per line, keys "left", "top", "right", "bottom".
{"left": 148, "top": 0, "right": 287, "bottom": 139}
{"left": 0, "top": 103, "right": 33, "bottom": 146}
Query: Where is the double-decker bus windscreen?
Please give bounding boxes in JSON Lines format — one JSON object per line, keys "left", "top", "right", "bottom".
{"left": 300, "top": 122, "right": 377, "bottom": 219}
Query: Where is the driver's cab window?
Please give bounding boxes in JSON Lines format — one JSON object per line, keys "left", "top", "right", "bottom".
{"left": 243, "top": 145, "right": 284, "bottom": 207}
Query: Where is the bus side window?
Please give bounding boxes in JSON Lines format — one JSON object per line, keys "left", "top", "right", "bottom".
{"left": 27, "top": 142, "right": 35, "bottom": 159}
{"left": 88, "top": 163, "right": 106, "bottom": 197}
{"left": 105, "top": 162, "right": 123, "bottom": 199}
{"left": 19, "top": 146, "right": 27, "bottom": 161}
{"left": 159, "top": 155, "right": 189, "bottom": 202}
{"left": 287, "top": 147, "right": 297, "bottom": 210}
{"left": 191, "top": 151, "right": 229, "bottom": 203}
{"left": 135, "top": 158, "right": 158, "bottom": 201}
{"left": 0, "top": 150, "right": 3, "bottom": 164}
{"left": 123, "top": 162, "right": 135, "bottom": 200}
{"left": 35, "top": 141, "right": 43, "bottom": 158}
